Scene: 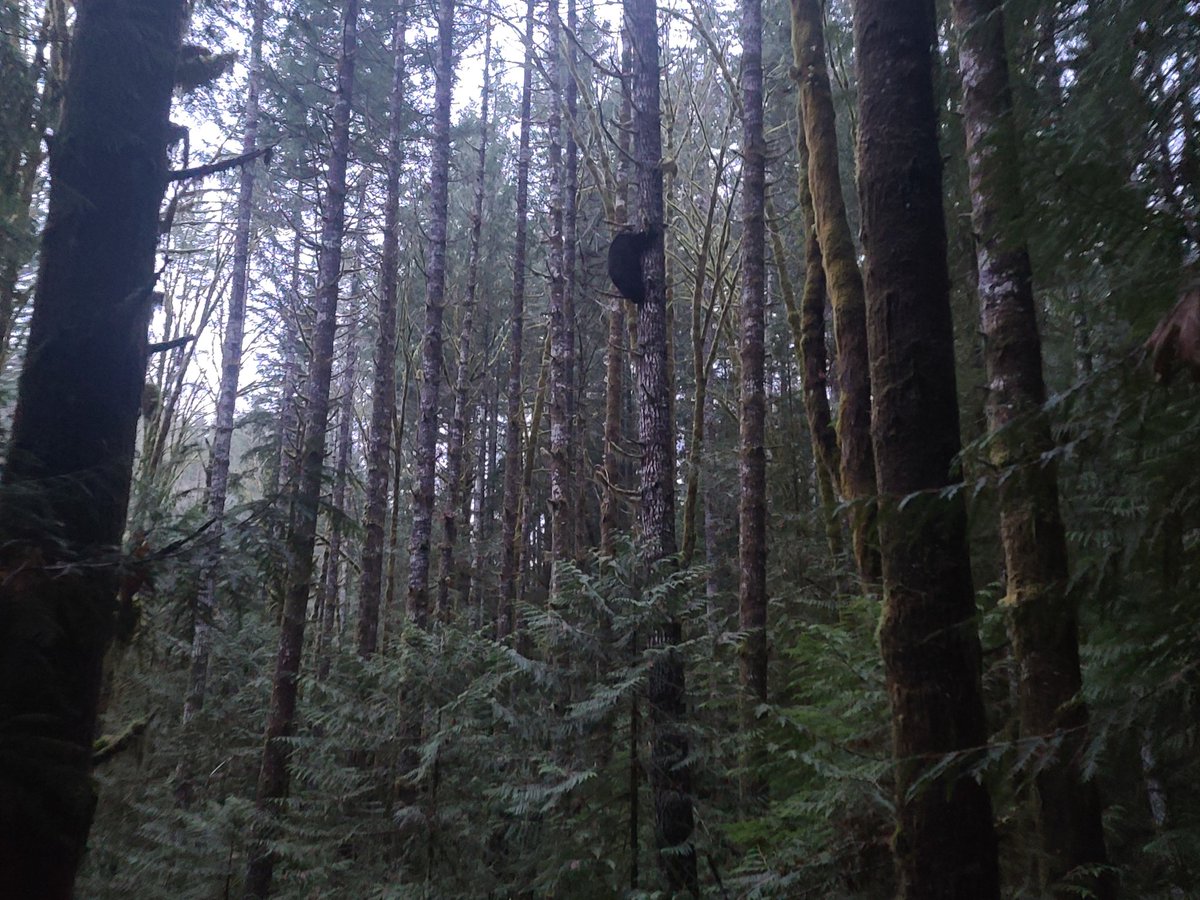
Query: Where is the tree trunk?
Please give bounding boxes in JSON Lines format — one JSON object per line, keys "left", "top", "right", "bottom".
{"left": 792, "top": 0, "right": 879, "bottom": 584}
{"left": 951, "top": 0, "right": 1112, "bottom": 895}
{"left": 244, "top": 0, "right": 358, "bottom": 892}
{"left": 564, "top": 0, "right": 582, "bottom": 563}
{"left": 406, "top": 0, "right": 455, "bottom": 630}
{"left": 601, "top": 30, "right": 633, "bottom": 557}
{"left": 768, "top": 190, "right": 842, "bottom": 561}
{"left": 738, "top": 0, "right": 768, "bottom": 730}
{"left": 498, "top": 0, "right": 535, "bottom": 639}
{"left": 317, "top": 312, "right": 359, "bottom": 680}
{"left": 625, "top": 0, "right": 697, "bottom": 891}
{"left": 852, "top": 0, "right": 1001, "bottom": 896}
{"left": 437, "top": 13, "right": 490, "bottom": 621}
{"left": 183, "top": 0, "right": 265, "bottom": 724}
{"left": 358, "top": 0, "right": 408, "bottom": 659}
{"left": 547, "top": 0, "right": 573, "bottom": 594}
{"left": 0, "top": 0, "right": 186, "bottom": 894}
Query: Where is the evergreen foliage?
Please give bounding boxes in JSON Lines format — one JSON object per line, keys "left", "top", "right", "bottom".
{"left": 0, "top": 0, "right": 1197, "bottom": 895}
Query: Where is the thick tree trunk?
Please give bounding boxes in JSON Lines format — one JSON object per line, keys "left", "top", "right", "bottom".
{"left": 852, "top": 1, "right": 1001, "bottom": 896}
{"left": 406, "top": 0, "right": 455, "bottom": 630}
{"left": 738, "top": 0, "right": 768, "bottom": 727}
{"left": 184, "top": 0, "right": 265, "bottom": 724}
{"left": 498, "top": 0, "right": 535, "bottom": 639}
{"left": 951, "top": 1, "right": 1112, "bottom": 895}
{"left": 0, "top": 0, "right": 186, "bottom": 894}
{"left": 437, "top": 14, "right": 490, "bottom": 621}
{"left": 358, "top": 0, "right": 408, "bottom": 659}
{"left": 244, "top": 0, "right": 358, "bottom": 893}
{"left": 792, "top": 0, "right": 879, "bottom": 584}
{"left": 625, "top": 0, "right": 697, "bottom": 891}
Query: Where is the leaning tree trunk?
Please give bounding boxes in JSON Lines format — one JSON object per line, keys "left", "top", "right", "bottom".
{"left": 625, "top": 0, "right": 698, "bottom": 891}
{"left": 183, "top": 0, "right": 265, "bottom": 724}
{"left": 358, "top": 0, "right": 408, "bottom": 659}
{"left": 498, "top": 0, "right": 535, "bottom": 639}
{"left": 437, "top": 13, "right": 491, "bottom": 621}
{"left": 951, "top": 0, "right": 1112, "bottom": 895}
{"left": 244, "top": 0, "right": 358, "bottom": 893}
{"left": 737, "top": 0, "right": 768, "bottom": 807}
{"left": 852, "top": 0, "right": 1001, "bottom": 897}
{"left": 0, "top": 0, "right": 186, "bottom": 894}
{"left": 406, "top": 0, "right": 454, "bottom": 630}
{"left": 792, "top": 0, "right": 879, "bottom": 585}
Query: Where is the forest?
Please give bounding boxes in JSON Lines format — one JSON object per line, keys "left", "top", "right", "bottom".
{"left": 0, "top": 0, "right": 1197, "bottom": 896}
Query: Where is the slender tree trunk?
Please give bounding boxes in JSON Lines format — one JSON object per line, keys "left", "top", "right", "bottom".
{"left": 498, "top": 0, "right": 535, "bottom": 639}
{"left": 601, "top": 31, "right": 633, "bottom": 557}
{"left": 768, "top": 189, "right": 841, "bottom": 561}
{"left": 317, "top": 313, "right": 359, "bottom": 680}
{"left": 436, "top": 13, "right": 490, "bottom": 621}
{"left": 244, "top": 0, "right": 358, "bottom": 892}
{"left": 951, "top": 1, "right": 1112, "bottom": 895}
{"left": 183, "top": 0, "right": 265, "bottom": 724}
{"left": 625, "top": 0, "right": 697, "bottom": 891}
{"left": 792, "top": 0, "right": 879, "bottom": 584}
{"left": 680, "top": 139, "right": 732, "bottom": 567}
{"left": 406, "top": 0, "right": 455, "bottom": 629}
{"left": 852, "top": 1, "right": 1000, "bottom": 896}
{"left": 547, "top": 0, "right": 571, "bottom": 595}
{"left": 0, "top": 0, "right": 186, "bottom": 894}
{"left": 564, "top": 0, "right": 581, "bottom": 563}
{"left": 358, "top": 0, "right": 407, "bottom": 659}
{"left": 738, "top": 0, "right": 768, "bottom": 735}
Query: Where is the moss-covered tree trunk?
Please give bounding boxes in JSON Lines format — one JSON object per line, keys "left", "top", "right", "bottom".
{"left": 951, "top": 0, "right": 1112, "bottom": 895}
{"left": 0, "top": 0, "right": 186, "bottom": 894}
{"left": 792, "top": 0, "right": 879, "bottom": 584}
{"left": 852, "top": 0, "right": 1001, "bottom": 896}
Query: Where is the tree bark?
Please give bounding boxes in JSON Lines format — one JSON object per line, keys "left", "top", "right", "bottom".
{"left": 601, "top": 30, "right": 633, "bottom": 557}
{"left": 852, "top": 0, "right": 1001, "bottom": 896}
{"left": 738, "top": 0, "right": 768, "bottom": 720}
{"left": 184, "top": 0, "right": 265, "bottom": 724}
{"left": 437, "top": 12, "right": 490, "bottom": 621}
{"left": 547, "top": 0, "right": 571, "bottom": 593}
{"left": 0, "top": 0, "right": 186, "bottom": 894}
{"left": 625, "top": 0, "right": 697, "bottom": 891}
{"left": 792, "top": 0, "right": 879, "bottom": 584}
{"left": 316, "top": 312, "right": 359, "bottom": 680}
{"left": 244, "top": 0, "right": 358, "bottom": 892}
{"left": 498, "top": 0, "right": 535, "bottom": 639}
{"left": 358, "top": 0, "right": 408, "bottom": 659}
{"left": 951, "top": 0, "right": 1112, "bottom": 895}
{"left": 406, "top": 0, "right": 455, "bottom": 630}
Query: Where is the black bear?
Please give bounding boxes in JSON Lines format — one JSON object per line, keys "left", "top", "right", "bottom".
{"left": 607, "top": 226, "right": 661, "bottom": 304}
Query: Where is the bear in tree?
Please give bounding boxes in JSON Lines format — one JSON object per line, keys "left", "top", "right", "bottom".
{"left": 607, "top": 225, "right": 661, "bottom": 305}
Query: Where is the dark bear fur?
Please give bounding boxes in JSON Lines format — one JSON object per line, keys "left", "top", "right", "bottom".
{"left": 607, "top": 226, "right": 661, "bottom": 304}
